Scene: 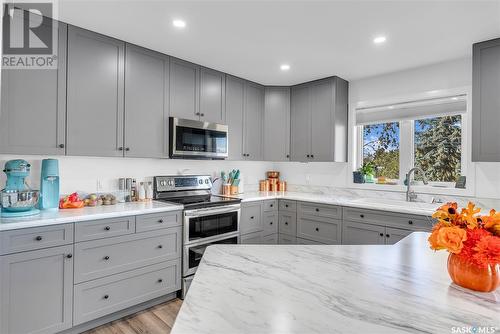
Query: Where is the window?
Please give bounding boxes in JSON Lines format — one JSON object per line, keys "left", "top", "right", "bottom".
{"left": 362, "top": 122, "right": 400, "bottom": 180}
{"left": 355, "top": 94, "right": 467, "bottom": 188}
{"left": 414, "top": 115, "right": 462, "bottom": 183}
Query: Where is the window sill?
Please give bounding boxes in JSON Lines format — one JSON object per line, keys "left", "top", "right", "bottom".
{"left": 348, "top": 182, "right": 473, "bottom": 197}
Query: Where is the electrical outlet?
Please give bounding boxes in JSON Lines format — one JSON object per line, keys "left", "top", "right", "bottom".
{"left": 305, "top": 174, "right": 311, "bottom": 185}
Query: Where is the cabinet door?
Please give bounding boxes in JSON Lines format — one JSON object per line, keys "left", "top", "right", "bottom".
{"left": 472, "top": 38, "right": 500, "bottom": 161}
{"left": 200, "top": 67, "right": 225, "bottom": 123}
{"left": 385, "top": 227, "right": 412, "bottom": 245}
{"left": 290, "top": 84, "right": 310, "bottom": 161}
{"left": 67, "top": 26, "right": 125, "bottom": 157}
{"left": 0, "top": 245, "right": 73, "bottom": 334}
{"left": 124, "top": 44, "right": 169, "bottom": 158}
{"left": 310, "top": 79, "right": 334, "bottom": 161}
{"left": 225, "top": 76, "right": 245, "bottom": 160}
{"left": 240, "top": 202, "right": 262, "bottom": 235}
{"left": 264, "top": 87, "right": 290, "bottom": 161}
{"left": 169, "top": 58, "right": 199, "bottom": 120}
{"left": 342, "top": 221, "right": 385, "bottom": 245}
{"left": 240, "top": 231, "right": 263, "bottom": 245}
{"left": 243, "top": 82, "right": 264, "bottom": 160}
{"left": 0, "top": 20, "right": 67, "bottom": 155}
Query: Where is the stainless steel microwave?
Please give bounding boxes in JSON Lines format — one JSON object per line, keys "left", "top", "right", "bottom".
{"left": 169, "top": 117, "right": 228, "bottom": 159}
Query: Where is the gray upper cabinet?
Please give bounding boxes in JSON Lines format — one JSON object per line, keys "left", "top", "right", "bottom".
{"left": 124, "top": 44, "right": 169, "bottom": 158}
{"left": 200, "top": 67, "right": 226, "bottom": 123}
{"left": 472, "top": 38, "right": 500, "bottom": 161}
{"left": 0, "top": 19, "right": 67, "bottom": 155}
{"left": 243, "top": 82, "right": 264, "bottom": 160}
{"left": 0, "top": 245, "right": 74, "bottom": 334}
{"left": 225, "top": 76, "right": 245, "bottom": 160}
{"left": 290, "top": 84, "right": 310, "bottom": 161}
{"left": 169, "top": 58, "right": 200, "bottom": 120}
{"left": 226, "top": 77, "right": 264, "bottom": 161}
{"left": 66, "top": 26, "right": 125, "bottom": 157}
{"left": 264, "top": 87, "right": 290, "bottom": 161}
{"left": 290, "top": 77, "right": 348, "bottom": 162}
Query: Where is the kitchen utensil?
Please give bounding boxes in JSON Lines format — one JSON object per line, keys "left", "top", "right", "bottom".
{"left": 1, "top": 159, "right": 40, "bottom": 217}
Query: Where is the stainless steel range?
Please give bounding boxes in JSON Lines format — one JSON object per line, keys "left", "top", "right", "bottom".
{"left": 153, "top": 175, "right": 241, "bottom": 298}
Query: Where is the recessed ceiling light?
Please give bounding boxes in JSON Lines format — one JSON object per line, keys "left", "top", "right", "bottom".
{"left": 173, "top": 19, "right": 186, "bottom": 29}
{"left": 280, "top": 64, "right": 290, "bottom": 71}
{"left": 373, "top": 36, "right": 387, "bottom": 44}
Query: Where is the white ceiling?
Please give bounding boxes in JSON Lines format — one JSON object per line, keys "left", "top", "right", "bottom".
{"left": 57, "top": 0, "right": 500, "bottom": 85}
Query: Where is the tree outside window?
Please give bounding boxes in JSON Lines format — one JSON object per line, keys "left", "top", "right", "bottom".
{"left": 362, "top": 122, "right": 400, "bottom": 180}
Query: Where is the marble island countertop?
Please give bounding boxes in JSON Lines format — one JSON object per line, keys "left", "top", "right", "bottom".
{"left": 232, "top": 191, "right": 442, "bottom": 216}
{"left": 172, "top": 232, "right": 499, "bottom": 334}
{"left": 0, "top": 201, "right": 183, "bottom": 231}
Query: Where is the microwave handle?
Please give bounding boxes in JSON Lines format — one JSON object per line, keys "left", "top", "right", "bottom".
{"left": 184, "top": 204, "right": 241, "bottom": 217}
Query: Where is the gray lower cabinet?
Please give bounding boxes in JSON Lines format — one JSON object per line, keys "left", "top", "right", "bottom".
{"left": 225, "top": 76, "right": 245, "bottom": 160}
{"left": 262, "top": 212, "right": 278, "bottom": 236}
{"left": 264, "top": 87, "right": 290, "bottom": 161}
{"left": 199, "top": 67, "right": 226, "bottom": 123}
{"left": 0, "top": 245, "right": 74, "bottom": 334}
{"left": 73, "top": 259, "right": 180, "bottom": 325}
{"left": 240, "top": 231, "right": 263, "bottom": 244}
{"left": 243, "top": 82, "right": 265, "bottom": 160}
{"left": 342, "top": 221, "right": 386, "bottom": 245}
{"left": 278, "top": 234, "right": 297, "bottom": 244}
{"left": 0, "top": 20, "right": 67, "bottom": 155}
{"left": 385, "top": 227, "right": 413, "bottom": 245}
{"left": 240, "top": 202, "right": 262, "bottom": 235}
{"left": 296, "top": 216, "right": 342, "bottom": 245}
{"left": 74, "top": 227, "right": 181, "bottom": 283}
{"left": 124, "top": 44, "right": 169, "bottom": 158}
{"left": 66, "top": 26, "right": 125, "bottom": 157}
{"left": 290, "top": 77, "right": 348, "bottom": 162}
{"left": 262, "top": 233, "right": 278, "bottom": 245}
{"left": 296, "top": 237, "right": 324, "bottom": 245}
{"left": 169, "top": 58, "right": 200, "bottom": 120}
{"left": 472, "top": 38, "right": 500, "bottom": 161}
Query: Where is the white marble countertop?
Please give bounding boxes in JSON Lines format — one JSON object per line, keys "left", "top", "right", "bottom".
{"left": 231, "top": 191, "right": 440, "bottom": 216}
{"left": 0, "top": 201, "right": 183, "bottom": 231}
{"left": 172, "top": 232, "right": 500, "bottom": 334}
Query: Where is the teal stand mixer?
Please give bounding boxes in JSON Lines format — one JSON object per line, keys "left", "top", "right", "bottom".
{"left": 0, "top": 159, "right": 40, "bottom": 217}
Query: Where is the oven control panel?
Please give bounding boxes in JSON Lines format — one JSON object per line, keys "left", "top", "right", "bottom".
{"left": 154, "top": 175, "right": 212, "bottom": 192}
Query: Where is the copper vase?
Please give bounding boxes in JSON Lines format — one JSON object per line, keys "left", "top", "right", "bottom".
{"left": 447, "top": 253, "right": 500, "bottom": 292}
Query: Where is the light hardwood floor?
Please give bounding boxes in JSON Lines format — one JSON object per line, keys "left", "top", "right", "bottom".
{"left": 84, "top": 298, "right": 183, "bottom": 334}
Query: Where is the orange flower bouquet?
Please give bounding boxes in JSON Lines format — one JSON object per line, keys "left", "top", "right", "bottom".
{"left": 428, "top": 202, "right": 500, "bottom": 292}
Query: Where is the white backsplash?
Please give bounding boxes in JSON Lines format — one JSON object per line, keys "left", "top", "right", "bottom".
{"left": 0, "top": 155, "right": 273, "bottom": 195}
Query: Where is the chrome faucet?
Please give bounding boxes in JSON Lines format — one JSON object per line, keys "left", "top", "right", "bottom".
{"left": 406, "top": 167, "right": 428, "bottom": 202}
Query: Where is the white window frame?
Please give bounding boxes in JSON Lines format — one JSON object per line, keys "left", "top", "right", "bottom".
{"left": 351, "top": 87, "right": 474, "bottom": 196}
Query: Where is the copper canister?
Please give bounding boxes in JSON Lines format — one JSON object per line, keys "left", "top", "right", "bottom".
{"left": 278, "top": 181, "right": 287, "bottom": 192}
{"left": 259, "top": 180, "right": 269, "bottom": 192}
{"left": 268, "top": 178, "right": 278, "bottom": 191}
{"left": 266, "top": 171, "right": 280, "bottom": 179}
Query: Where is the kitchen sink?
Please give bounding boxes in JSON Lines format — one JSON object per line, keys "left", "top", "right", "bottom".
{"left": 350, "top": 197, "right": 440, "bottom": 211}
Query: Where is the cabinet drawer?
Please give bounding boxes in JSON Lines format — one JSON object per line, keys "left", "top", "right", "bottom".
{"left": 136, "top": 211, "right": 181, "bottom": 232}
{"left": 262, "top": 200, "right": 278, "bottom": 212}
{"left": 342, "top": 221, "right": 385, "bottom": 245}
{"left": 75, "top": 216, "right": 135, "bottom": 242}
{"left": 297, "top": 216, "right": 341, "bottom": 244}
{"left": 343, "top": 207, "right": 433, "bottom": 231}
{"left": 240, "top": 202, "right": 262, "bottom": 234}
{"left": 279, "top": 200, "right": 296, "bottom": 212}
{"left": 0, "top": 224, "right": 74, "bottom": 255}
{"left": 262, "top": 212, "right": 278, "bottom": 236}
{"left": 278, "top": 212, "right": 297, "bottom": 236}
{"left": 278, "top": 234, "right": 296, "bottom": 244}
{"left": 262, "top": 233, "right": 278, "bottom": 245}
{"left": 240, "top": 231, "right": 262, "bottom": 244}
{"left": 74, "top": 227, "right": 181, "bottom": 283}
{"left": 74, "top": 259, "right": 181, "bottom": 325}
{"left": 296, "top": 237, "right": 325, "bottom": 245}
{"left": 298, "top": 202, "right": 342, "bottom": 220}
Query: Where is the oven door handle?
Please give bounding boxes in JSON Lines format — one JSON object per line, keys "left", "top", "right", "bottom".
{"left": 184, "top": 204, "right": 241, "bottom": 217}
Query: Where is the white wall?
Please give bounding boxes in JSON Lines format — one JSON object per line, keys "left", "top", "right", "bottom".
{"left": 0, "top": 155, "right": 273, "bottom": 195}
